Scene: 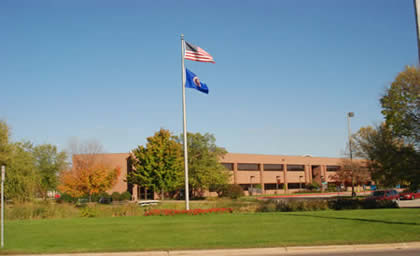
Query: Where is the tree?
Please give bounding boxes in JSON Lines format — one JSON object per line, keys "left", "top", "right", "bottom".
{"left": 58, "top": 139, "right": 120, "bottom": 201}
{"left": 1, "top": 121, "right": 67, "bottom": 201}
{"left": 67, "top": 137, "right": 104, "bottom": 168}
{"left": 33, "top": 144, "right": 68, "bottom": 199}
{"left": 5, "top": 142, "right": 39, "bottom": 201}
{"left": 347, "top": 66, "right": 420, "bottom": 191}
{"left": 58, "top": 163, "right": 120, "bottom": 200}
{"left": 176, "top": 132, "right": 230, "bottom": 198}
{"left": 127, "top": 129, "right": 183, "bottom": 199}
{"left": 332, "top": 158, "right": 370, "bottom": 189}
{"left": 353, "top": 124, "right": 419, "bottom": 189}
{"left": 0, "top": 120, "right": 11, "bottom": 166}
{"left": 380, "top": 66, "right": 420, "bottom": 147}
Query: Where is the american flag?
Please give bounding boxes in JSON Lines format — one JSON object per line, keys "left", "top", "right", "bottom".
{"left": 184, "top": 41, "right": 215, "bottom": 63}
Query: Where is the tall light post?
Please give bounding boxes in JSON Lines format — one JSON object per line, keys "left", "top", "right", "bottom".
{"left": 1, "top": 165, "right": 5, "bottom": 248}
{"left": 347, "top": 112, "right": 356, "bottom": 197}
{"left": 250, "top": 176, "right": 255, "bottom": 196}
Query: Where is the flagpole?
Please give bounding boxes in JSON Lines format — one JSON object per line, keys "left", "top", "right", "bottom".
{"left": 181, "top": 34, "right": 190, "bottom": 210}
{"left": 414, "top": 0, "right": 420, "bottom": 63}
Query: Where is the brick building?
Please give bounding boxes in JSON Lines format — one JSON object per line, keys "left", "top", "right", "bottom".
{"left": 82, "top": 152, "right": 365, "bottom": 200}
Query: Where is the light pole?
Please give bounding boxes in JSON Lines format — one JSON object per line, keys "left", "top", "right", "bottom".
{"left": 347, "top": 112, "right": 356, "bottom": 197}
{"left": 276, "top": 176, "right": 280, "bottom": 192}
{"left": 250, "top": 176, "right": 255, "bottom": 196}
{"left": 1, "top": 165, "right": 4, "bottom": 248}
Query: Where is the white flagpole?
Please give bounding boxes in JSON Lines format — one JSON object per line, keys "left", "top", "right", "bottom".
{"left": 181, "top": 34, "right": 190, "bottom": 210}
{"left": 414, "top": 0, "right": 420, "bottom": 63}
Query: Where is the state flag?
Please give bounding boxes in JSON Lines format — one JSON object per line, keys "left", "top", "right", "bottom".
{"left": 185, "top": 68, "right": 209, "bottom": 94}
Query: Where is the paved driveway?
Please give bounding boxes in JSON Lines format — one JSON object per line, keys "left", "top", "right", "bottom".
{"left": 398, "top": 199, "right": 420, "bottom": 208}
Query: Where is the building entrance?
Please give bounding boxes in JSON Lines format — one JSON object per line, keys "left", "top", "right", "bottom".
{"left": 138, "top": 187, "right": 154, "bottom": 200}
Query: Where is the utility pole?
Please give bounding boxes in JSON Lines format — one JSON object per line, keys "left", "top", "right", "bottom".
{"left": 1, "top": 165, "right": 5, "bottom": 248}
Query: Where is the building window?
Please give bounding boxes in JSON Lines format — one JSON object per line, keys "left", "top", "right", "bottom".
{"left": 264, "top": 183, "right": 284, "bottom": 190}
{"left": 287, "top": 164, "right": 305, "bottom": 171}
{"left": 221, "top": 163, "right": 233, "bottom": 171}
{"left": 263, "top": 164, "right": 284, "bottom": 171}
{"left": 238, "top": 163, "right": 259, "bottom": 171}
{"left": 288, "top": 183, "right": 305, "bottom": 189}
{"left": 327, "top": 165, "right": 340, "bottom": 172}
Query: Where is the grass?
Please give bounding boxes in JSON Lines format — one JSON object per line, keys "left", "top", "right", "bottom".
{"left": 2, "top": 208, "right": 420, "bottom": 254}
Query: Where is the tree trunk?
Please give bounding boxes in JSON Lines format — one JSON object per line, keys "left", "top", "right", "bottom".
{"left": 351, "top": 174, "right": 356, "bottom": 197}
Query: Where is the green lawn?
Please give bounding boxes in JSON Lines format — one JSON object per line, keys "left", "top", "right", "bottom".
{"left": 2, "top": 208, "right": 420, "bottom": 254}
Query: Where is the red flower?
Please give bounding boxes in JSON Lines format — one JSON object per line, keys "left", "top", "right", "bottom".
{"left": 144, "top": 207, "right": 234, "bottom": 216}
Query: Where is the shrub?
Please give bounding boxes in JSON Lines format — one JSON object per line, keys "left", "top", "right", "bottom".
{"left": 58, "top": 193, "right": 77, "bottom": 204}
{"left": 111, "top": 192, "right": 121, "bottom": 201}
{"left": 254, "top": 184, "right": 262, "bottom": 189}
{"left": 210, "top": 184, "right": 227, "bottom": 197}
{"left": 257, "top": 201, "right": 277, "bottom": 212}
{"left": 80, "top": 206, "right": 97, "bottom": 217}
{"left": 6, "top": 201, "right": 80, "bottom": 220}
{"left": 90, "top": 193, "right": 101, "bottom": 202}
{"left": 257, "top": 199, "right": 329, "bottom": 212}
{"left": 306, "top": 182, "right": 320, "bottom": 191}
{"left": 329, "top": 198, "right": 399, "bottom": 210}
{"left": 120, "top": 191, "right": 132, "bottom": 201}
{"left": 304, "top": 200, "right": 329, "bottom": 210}
{"left": 98, "top": 192, "right": 112, "bottom": 204}
{"left": 219, "top": 184, "right": 244, "bottom": 199}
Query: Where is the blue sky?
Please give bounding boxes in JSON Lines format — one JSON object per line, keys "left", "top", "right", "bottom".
{"left": 0, "top": 0, "right": 417, "bottom": 157}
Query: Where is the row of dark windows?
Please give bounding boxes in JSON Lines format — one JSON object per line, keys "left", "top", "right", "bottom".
{"left": 222, "top": 163, "right": 341, "bottom": 172}
{"left": 239, "top": 183, "right": 306, "bottom": 190}
{"left": 326, "top": 165, "right": 341, "bottom": 172}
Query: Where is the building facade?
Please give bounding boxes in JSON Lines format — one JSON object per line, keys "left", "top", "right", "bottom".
{"left": 88, "top": 152, "right": 363, "bottom": 200}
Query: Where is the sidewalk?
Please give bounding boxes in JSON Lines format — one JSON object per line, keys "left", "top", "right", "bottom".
{"left": 13, "top": 242, "right": 420, "bottom": 256}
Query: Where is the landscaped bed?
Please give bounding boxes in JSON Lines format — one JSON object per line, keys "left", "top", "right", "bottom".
{"left": 2, "top": 208, "right": 420, "bottom": 254}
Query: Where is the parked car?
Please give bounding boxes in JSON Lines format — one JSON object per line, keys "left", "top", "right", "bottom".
{"left": 399, "top": 189, "right": 420, "bottom": 200}
{"left": 369, "top": 189, "right": 399, "bottom": 201}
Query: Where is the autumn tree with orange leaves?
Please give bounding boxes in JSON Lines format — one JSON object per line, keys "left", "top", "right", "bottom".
{"left": 58, "top": 140, "right": 121, "bottom": 201}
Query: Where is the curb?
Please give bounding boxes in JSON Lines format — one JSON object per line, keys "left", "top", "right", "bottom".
{"left": 11, "top": 242, "right": 420, "bottom": 256}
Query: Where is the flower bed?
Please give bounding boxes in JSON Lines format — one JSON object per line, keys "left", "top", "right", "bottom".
{"left": 144, "top": 208, "right": 233, "bottom": 216}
